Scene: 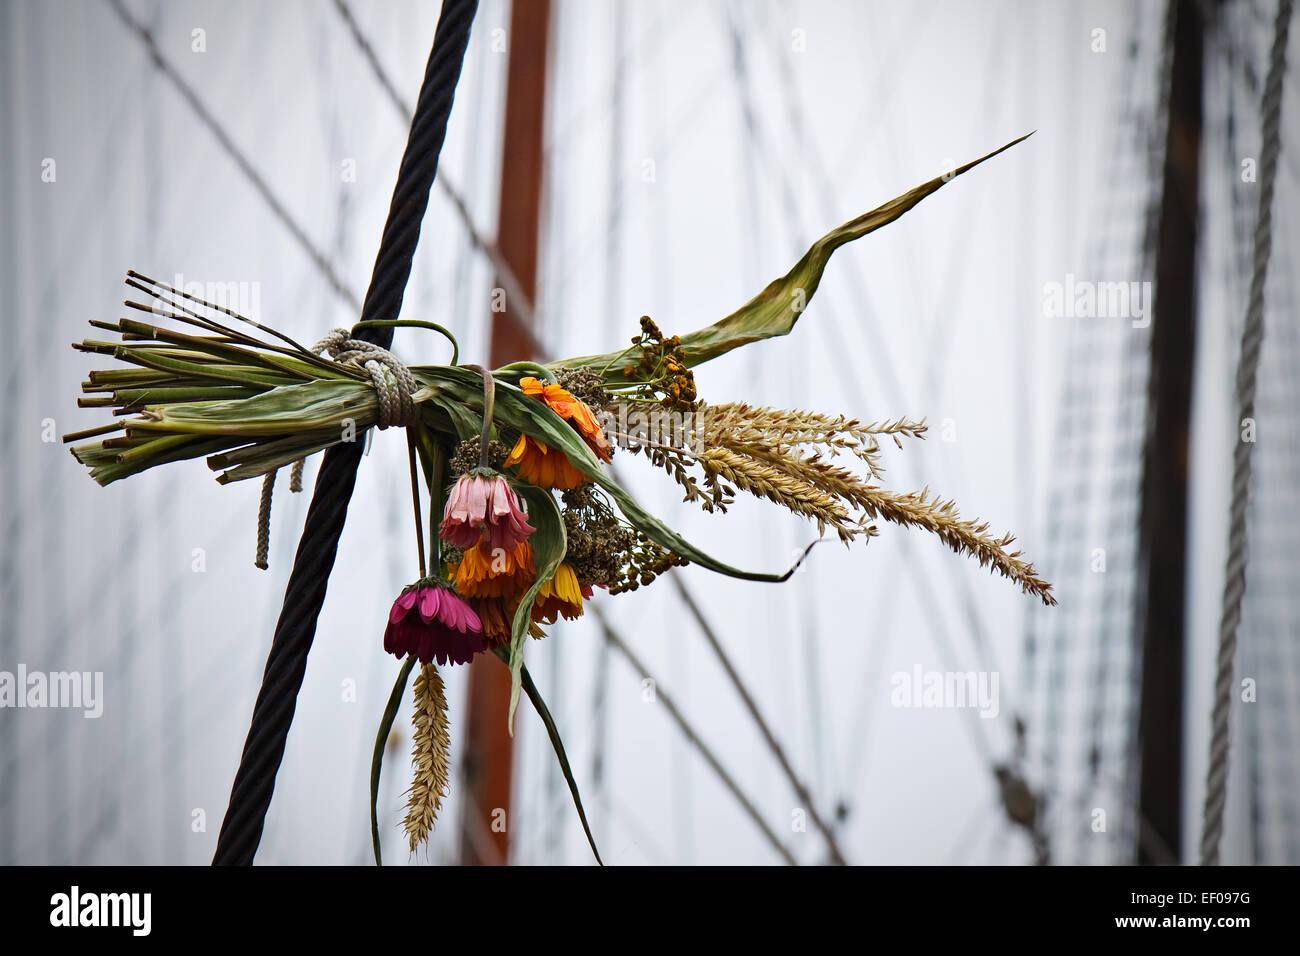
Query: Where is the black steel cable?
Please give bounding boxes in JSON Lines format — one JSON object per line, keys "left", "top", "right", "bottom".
{"left": 212, "top": 0, "right": 478, "bottom": 865}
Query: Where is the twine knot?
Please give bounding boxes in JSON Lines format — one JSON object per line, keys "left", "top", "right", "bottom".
{"left": 255, "top": 327, "right": 420, "bottom": 569}
{"left": 313, "top": 328, "right": 420, "bottom": 429}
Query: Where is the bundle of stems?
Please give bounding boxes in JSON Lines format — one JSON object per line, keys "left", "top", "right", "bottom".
{"left": 66, "top": 272, "right": 461, "bottom": 485}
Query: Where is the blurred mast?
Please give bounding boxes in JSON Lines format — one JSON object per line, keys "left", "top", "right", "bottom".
{"left": 458, "top": 0, "right": 551, "bottom": 866}
{"left": 1133, "top": 0, "right": 1204, "bottom": 865}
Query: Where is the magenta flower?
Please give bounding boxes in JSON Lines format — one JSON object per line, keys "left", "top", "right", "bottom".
{"left": 439, "top": 470, "right": 536, "bottom": 551}
{"left": 383, "top": 583, "right": 485, "bottom": 666}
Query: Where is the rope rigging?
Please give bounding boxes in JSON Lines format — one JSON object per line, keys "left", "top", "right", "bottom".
{"left": 1200, "top": 0, "right": 1293, "bottom": 868}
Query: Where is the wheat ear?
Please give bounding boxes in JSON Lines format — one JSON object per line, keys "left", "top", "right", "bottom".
{"left": 404, "top": 662, "right": 451, "bottom": 853}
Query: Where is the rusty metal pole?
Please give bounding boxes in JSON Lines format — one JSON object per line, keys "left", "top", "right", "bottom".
{"left": 458, "top": 0, "right": 551, "bottom": 866}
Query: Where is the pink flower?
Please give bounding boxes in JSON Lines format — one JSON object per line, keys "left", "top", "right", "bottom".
{"left": 383, "top": 583, "right": 485, "bottom": 666}
{"left": 439, "top": 470, "right": 536, "bottom": 551}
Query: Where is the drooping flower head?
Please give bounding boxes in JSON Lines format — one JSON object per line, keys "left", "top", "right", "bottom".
{"left": 470, "top": 595, "right": 519, "bottom": 648}
{"left": 505, "top": 437, "right": 587, "bottom": 490}
{"left": 532, "top": 562, "right": 592, "bottom": 624}
{"left": 384, "top": 580, "right": 485, "bottom": 666}
{"left": 448, "top": 538, "right": 536, "bottom": 599}
{"left": 505, "top": 377, "right": 613, "bottom": 490}
{"left": 439, "top": 469, "right": 536, "bottom": 551}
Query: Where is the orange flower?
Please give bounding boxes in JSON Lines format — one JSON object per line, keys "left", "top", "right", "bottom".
{"left": 505, "top": 377, "right": 612, "bottom": 490}
{"left": 471, "top": 596, "right": 519, "bottom": 648}
{"left": 504, "top": 435, "right": 587, "bottom": 490}
{"left": 519, "top": 378, "right": 613, "bottom": 460}
{"left": 532, "top": 562, "right": 591, "bottom": 624}
{"left": 448, "top": 539, "right": 535, "bottom": 599}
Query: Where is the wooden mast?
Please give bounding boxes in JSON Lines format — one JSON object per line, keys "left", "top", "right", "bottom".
{"left": 458, "top": 0, "right": 552, "bottom": 866}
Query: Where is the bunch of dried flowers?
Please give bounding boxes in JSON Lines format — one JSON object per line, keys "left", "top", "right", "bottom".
{"left": 64, "top": 134, "right": 1050, "bottom": 860}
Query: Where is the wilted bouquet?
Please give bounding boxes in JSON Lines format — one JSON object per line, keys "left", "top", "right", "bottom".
{"left": 65, "top": 135, "right": 1052, "bottom": 862}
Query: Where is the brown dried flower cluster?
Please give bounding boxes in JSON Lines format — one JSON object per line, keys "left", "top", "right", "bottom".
{"left": 448, "top": 436, "right": 511, "bottom": 475}
{"left": 556, "top": 481, "right": 691, "bottom": 597}
{"left": 612, "top": 316, "right": 698, "bottom": 411}
{"left": 559, "top": 485, "right": 636, "bottom": 589}
{"left": 556, "top": 366, "right": 613, "bottom": 415}
{"left": 605, "top": 532, "right": 690, "bottom": 595}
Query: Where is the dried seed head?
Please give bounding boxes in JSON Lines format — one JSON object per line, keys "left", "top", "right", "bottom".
{"left": 560, "top": 485, "right": 637, "bottom": 589}
{"left": 556, "top": 366, "right": 613, "bottom": 412}
{"left": 449, "top": 437, "right": 510, "bottom": 476}
{"left": 403, "top": 663, "right": 452, "bottom": 854}
{"left": 616, "top": 396, "right": 1053, "bottom": 604}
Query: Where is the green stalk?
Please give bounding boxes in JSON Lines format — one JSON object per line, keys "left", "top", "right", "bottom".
{"left": 111, "top": 348, "right": 298, "bottom": 389}
{"left": 408, "top": 438, "right": 427, "bottom": 579}
{"left": 493, "top": 360, "right": 558, "bottom": 384}
{"left": 111, "top": 386, "right": 265, "bottom": 405}
{"left": 114, "top": 317, "right": 332, "bottom": 382}
{"left": 369, "top": 656, "right": 415, "bottom": 867}
{"left": 430, "top": 442, "right": 446, "bottom": 571}
{"left": 478, "top": 368, "right": 495, "bottom": 469}
{"left": 351, "top": 319, "right": 459, "bottom": 366}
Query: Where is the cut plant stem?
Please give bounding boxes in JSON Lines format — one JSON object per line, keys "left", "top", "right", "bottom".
{"left": 408, "top": 437, "right": 427, "bottom": 579}
{"left": 430, "top": 445, "right": 445, "bottom": 570}
{"left": 478, "top": 368, "right": 495, "bottom": 468}
{"left": 352, "top": 319, "right": 460, "bottom": 366}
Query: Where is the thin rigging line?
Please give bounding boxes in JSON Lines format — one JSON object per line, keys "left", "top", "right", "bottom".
{"left": 1, "top": 1, "right": 176, "bottom": 861}
{"left": 605, "top": 792, "right": 674, "bottom": 865}
{"left": 545, "top": 58, "right": 732, "bottom": 324}
{"left": 105, "top": 0, "right": 362, "bottom": 312}
{"left": 1067, "top": 0, "right": 1162, "bottom": 864}
{"left": 721, "top": 0, "right": 792, "bottom": 865}
{"left": 669, "top": 574, "right": 850, "bottom": 865}
{"left": 593, "top": 605, "right": 800, "bottom": 866}
{"left": 755, "top": 0, "right": 834, "bottom": 808}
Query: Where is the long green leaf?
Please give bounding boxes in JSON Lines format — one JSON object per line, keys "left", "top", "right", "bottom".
{"left": 493, "top": 647, "right": 602, "bottom": 865}
{"left": 412, "top": 384, "right": 484, "bottom": 444}
{"left": 506, "top": 485, "right": 566, "bottom": 734}
{"left": 553, "top": 133, "right": 1033, "bottom": 380}
{"left": 370, "top": 655, "right": 416, "bottom": 866}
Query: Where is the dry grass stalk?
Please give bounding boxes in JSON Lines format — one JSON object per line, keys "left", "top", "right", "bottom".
{"left": 625, "top": 401, "right": 1055, "bottom": 605}
{"left": 403, "top": 662, "right": 452, "bottom": 854}
{"left": 697, "top": 447, "right": 858, "bottom": 540}
{"left": 850, "top": 485, "right": 1057, "bottom": 606}
{"left": 695, "top": 403, "right": 927, "bottom": 480}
